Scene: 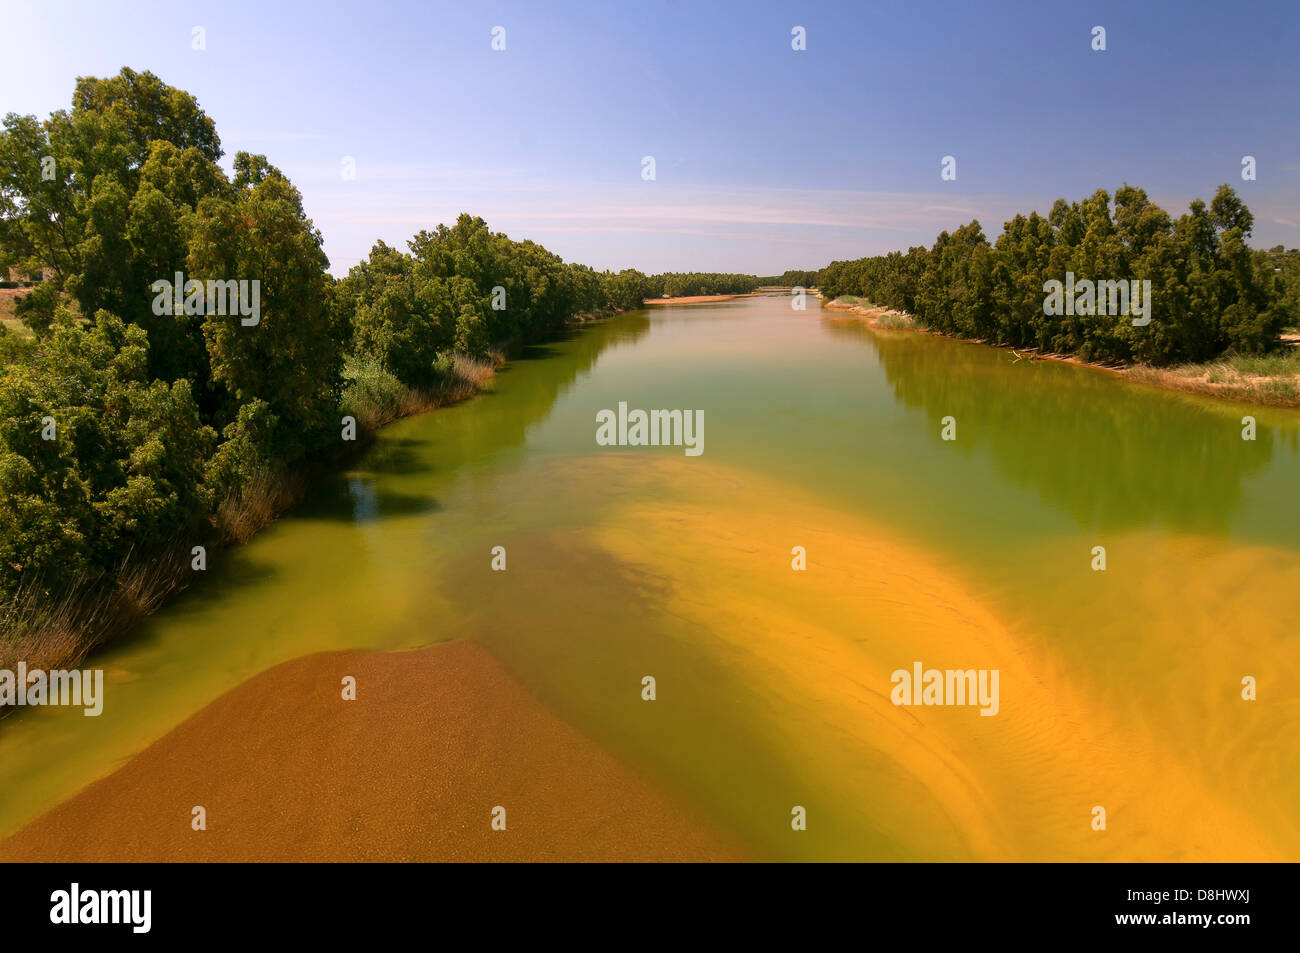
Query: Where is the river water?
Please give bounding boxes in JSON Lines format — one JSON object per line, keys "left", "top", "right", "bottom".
{"left": 3, "top": 295, "right": 1298, "bottom": 860}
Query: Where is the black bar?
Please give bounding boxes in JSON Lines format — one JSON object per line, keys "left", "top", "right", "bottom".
{"left": 0, "top": 861, "right": 1280, "bottom": 940}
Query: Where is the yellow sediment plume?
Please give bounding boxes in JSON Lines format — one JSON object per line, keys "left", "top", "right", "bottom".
{"left": 574, "top": 454, "right": 1293, "bottom": 860}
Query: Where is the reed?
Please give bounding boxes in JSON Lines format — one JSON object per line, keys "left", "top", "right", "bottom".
{"left": 0, "top": 541, "right": 195, "bottom": 681}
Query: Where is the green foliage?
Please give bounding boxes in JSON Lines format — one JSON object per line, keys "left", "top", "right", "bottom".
{"left": 202, "top": 398, "right": 279, "bottom": 502}
{"left": 647, "top": 272, "right": 760, "bottom": 298}
{"left": 816, "top": 186, "right": 1287, "bottom": 366}
{"left": 408, "top": 213, "right": 585, "bottom": 355}
{"left": 339, "top": 356, "right": 407, "bottom": 427}
{"left": 188, "top": 156, "right": 344, "bottom": 461}
{"left": 600, "top": 268, "right": 654, "bottom": 310}
{"left": 0, "top": 69, "right": 346, "bottom": 602}
{"left": 757, "top": 270, "right": 819, "bottom": 287}
{"left": 0, "top": 71, "right": 627, "bottom": 606}
{"left": 0, "top": 313, "right": 215, "bottom": 597}
{"left": 1263, "top": 246, "right": 1300, "bottom": 330}
{"left": 0, "top": 323, "right": 36, "bottom": 366}
{"left": 12, "top": 280, "right": 60, "bottom": 336}
{"left": 344, "top": 216, "right": 658, "bottom": 382}
{"left": 340, "top": 240, "right": 453, "bottom": 388}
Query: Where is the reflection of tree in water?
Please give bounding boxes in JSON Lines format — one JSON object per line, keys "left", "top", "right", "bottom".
{"left": 417, "top": 311, "right": 651, "bottom": 468}
{"left": 309, "top": 313, "right": 654, "bottom": 520}
{"left": 827, "top": 320, "right": 1278, "bottom": 534}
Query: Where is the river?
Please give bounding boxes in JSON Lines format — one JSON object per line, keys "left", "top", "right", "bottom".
{"left": 2, "top": 294, "right": 1298, "bottom": 860}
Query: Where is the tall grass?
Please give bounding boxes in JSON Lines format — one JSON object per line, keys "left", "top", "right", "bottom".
{"left": 339, "top": 356, "right": 409, "bottom": 431}
{"left": 340, "top": 353, "right": 496, "bottom": 433}
{"left": 827, "top": 295, "right": 917, "bottom": 329}
{"left": 0, "top": 541, "right": 196, "bottom": 680}
{"left": 214, "top": 468, "right": 306, "bottom": 545}
{"left": 442, "top": 353, "right": 496, "bottom": 399}
{"left": 1126, "top": 345, "right": 1300, "bottom": 406}
{"left": 1221, "top": 349, "right": 1300, "bottom": 377}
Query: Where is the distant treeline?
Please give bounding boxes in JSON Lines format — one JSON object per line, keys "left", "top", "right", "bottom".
{"left": 0, "top": 68, "right": 759, "bottom": 622}
{"left": 649, "top": 272, "right": 762, "bottom": 297}
{"left": 757, "top": 270, "right": 820, "bottom": 288}
{"left": 816, "top": 186, "right": 1294, "bottom": 365}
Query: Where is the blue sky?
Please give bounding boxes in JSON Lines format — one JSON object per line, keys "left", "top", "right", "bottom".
{"left": 2, "top": 0, "right": 1297, "bottom": 275}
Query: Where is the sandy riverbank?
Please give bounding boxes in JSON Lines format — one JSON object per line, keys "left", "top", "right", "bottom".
{"left": 0, "top": 639, "right": 745, "bottom": 861}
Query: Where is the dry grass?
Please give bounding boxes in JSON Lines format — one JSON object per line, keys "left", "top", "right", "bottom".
{"left": 0, "top": 542, "right": 197, "bottom": 678}
{"left": 213, "top": 469, "right": 307, "bottom": 545}
{"left": 210, "top": 356, "right": 498, "bottom": 548}
{"left": 873, "top": 312, "right": 917, "bottom": 330}
{"left": 2, "top": 468, "right": 314, "bottom": 684}
{"left": 446, "top": 354, "right": 496, "bottom": 396}
{"left": 0, "top": 285, "right": 85, "bottom": 338}
{"left": 1125, "top": 348, "right": 1300, "bottom": 408}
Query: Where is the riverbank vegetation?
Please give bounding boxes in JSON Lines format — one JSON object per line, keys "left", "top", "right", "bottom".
{"left": 1125, "top": 347, "right": 1300, "bottom": 407}
{"left": 758, "top": 269, "right": 820, "bottom": 288}
{"left": 0, "top": 69, "right": 758, "bottom": 671}
{"left": 822, "top": 295, "right": 917, "bottom": 329}
{"left": 817, "top": 187, "right": 1294, "bottom": 367}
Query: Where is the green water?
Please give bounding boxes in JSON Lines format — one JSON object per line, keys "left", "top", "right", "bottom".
{"left": 3, "top": 296, "right": 1298, "bottom": 859}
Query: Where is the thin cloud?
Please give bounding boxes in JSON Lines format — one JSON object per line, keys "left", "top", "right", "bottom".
{"left": 303, "top": 169, "right": 1300, "bottom": 274}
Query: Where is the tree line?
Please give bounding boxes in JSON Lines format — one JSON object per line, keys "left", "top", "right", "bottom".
{"left": 816, "top": 186, "right": 1292, "bottom": 365}
{"left": 757, "top": 270, "right": 820, "bottom": 288}
{"left": 0, "top": 69, "right": 769, "bottom": 613}
{"left": 649, "top": 273, "right": 761, "bottom": 297}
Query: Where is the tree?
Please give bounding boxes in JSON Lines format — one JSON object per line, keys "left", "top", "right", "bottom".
{"left": 0, "top": 313, "right": 214, "bottom": 598}
{"left": 188, "top": 156, "right": 343, "bottom": 469}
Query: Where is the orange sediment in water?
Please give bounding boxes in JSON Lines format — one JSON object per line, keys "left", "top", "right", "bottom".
{"left": 550, "top": 455, "right": 1296, "bottom": 860}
